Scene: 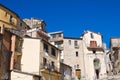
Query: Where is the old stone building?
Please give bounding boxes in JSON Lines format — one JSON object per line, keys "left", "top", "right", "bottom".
{"left": 11, "top": 18, "right": 62, "bottom": 80}
{"left": 63, "top": 37, "right": 83, "bottom": 80}
{"left": 110, "top": 38, "right": 120, "bottom": 74}
{"left": 81, "top": 30, "right": 107, "bottom": 80}
{"left": 23, "top": 18, "right": 49, "bottom": 41}
{"left": 60, "top": 62, "right": 72, "bottom": 80}
{"left": 49, "top": 30, "right": 107, "bottom": 80}
{"left": 11, "top": 37, "right": 61, "bottom": 80}
{"left": 0, "top": 4, "right": 29, "bottom": 80}
{"left": 49, "top": 31, "right": 83, "bottom": 80}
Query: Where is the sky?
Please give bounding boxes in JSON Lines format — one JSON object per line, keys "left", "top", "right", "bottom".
{"left": 1, "top": 0, "right": 120, "bottom": 48}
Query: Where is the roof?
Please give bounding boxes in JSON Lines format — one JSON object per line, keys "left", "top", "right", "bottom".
{"left": 0, "top": 4, "right": 20, "bottom": 18}
{"left": 60, "top": 62, "right": 72, "bottom": 69}
{"left": 49, "top": 31, "right": 63, "bottom": 34}
{"left": 110, "top": 37, "right": 120, "bottom": 39}
{"left": 64, "top": 36, "right": 82, "bottom": 40}
{"left": 81, "top": 30, "right": 101, "bottom": 37}
{"left": 0, "top": 4, "right": 31, "bottom": 29}
{"left": 5, "top": 28, "right": 23, "bottom": 38}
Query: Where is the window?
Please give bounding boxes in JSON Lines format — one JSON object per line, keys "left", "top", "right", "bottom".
{"left": 58, "top": 33, "right": 61, "bottom": 37}
{"left": 77, "top": 64, "right": 79, "bottom": 68}
{"left": 43, "top": 58, "right": 47, "bottom": 66}
{"left": 10, "top": 15, "right": 13, "bottom": 23}
{"left": 52, "top": 34, "right": 56, "bottom": 38}
{"left": 15, "top": 38, "right": 23, "bottom": 52}
{"left": 68, "top": 40, "right": 71, "bottom": 45}
{"left": 75, "top": 69, "right": 81, "bottom": 77}
{"left": 76, "top": 51, "right": 78, "bottom": 57}
{"left": 51, "top": 61, "right": 55, "bottom": 71}
{"left": 51, "top": 48, "right": 56, "bottom": 56}
{"left": 90, "top": 41, "right": 97, "bottom": 47}
{"left": 74, "top": 40, "right": 78, "bottom": 46}
{"left": 20, "top": 23, "right": 22, "bottom": 26}
{"left": 44, "top": 43, "right": 49, "bottom": 52}
{"left": 93, "top": 50, "right": 96, "bottom": 54}
{"left": 56, "top": 43, "right": 62, "bottom": 49}
{"left": 90, "top": 33, "right": 94, "bottom": 39}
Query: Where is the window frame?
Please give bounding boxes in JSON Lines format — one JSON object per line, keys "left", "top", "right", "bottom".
{"left": 74, "top": 40, "right": 78, "bottom": 46}
{"left": 51, "top": 48, "right": 56, "bottom": 56}
{"left": 76, "top": 51, "right": 79, "bottom": 57}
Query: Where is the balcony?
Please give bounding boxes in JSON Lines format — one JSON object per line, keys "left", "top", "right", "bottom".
{"left": 87, "top": 44, "right": 103, "bottom": 51}
{"left": 50, "top": 37, "right": 63, "bottom": 42}
{"left": 40, "top": 63, "right": 59, "bottom": 73}
{"left": 37, "top": 29, "right": 49, "bottom": 38}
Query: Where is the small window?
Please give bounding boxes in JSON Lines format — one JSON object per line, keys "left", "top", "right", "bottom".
{"left": 77, "top": 64, "right": 79, "bottom": 68}
{"left": 90, "top": 33, "right": 94, "bottom": 39}
{"left": 68, "top": 40, "right": 71, "bottom": 45}
{"left": 43, "top": 58, "right": 47, "bottom": 66}
{"left": 10, "top": 15, "right": 13, "bottom": 23}
{"left": 93, "top": 50, "right": 96, "bottom": 54}
{"left": 51, "top": 61, "right": 55, "bottom": 70}
{"left": 74, "top": 41, "right": 78, "bottom": 46}
{"left": 58, "top": 33, "right": 61, "bottom": 37}
{"left": 52, "top": 34, "right": 56, "bottom": 38}
{"left": 44, "top": 43, "right": 49, "bottom": 53}
{"left": 76, "top": 51, "right": 78, "bottom": 57}
{"left": 51, "top": 48, "right": 56, "bottom": 56}
{"left": 20, "top": 23, "right": 22, "bottom": 26}
{"left": 90, "top": 41, "right": 97, "bottom": 47}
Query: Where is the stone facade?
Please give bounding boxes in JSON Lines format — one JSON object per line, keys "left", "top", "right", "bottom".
{"left": 60, "top": 63, "right": 72, "bottom": 80}
{"left": 82, "top": 30, "right": 107, "bottom": 80}
{"left": 11, "top": 37, "right": 61, "bottom": 80}
{"left": 49, "top": 30, "right": 108, "bottom": 80}
{"left": 110, "top": 38, "right": 120, "bottom": 75}
{"left": 63, "top": 37, "right": 83, "bottom": 80}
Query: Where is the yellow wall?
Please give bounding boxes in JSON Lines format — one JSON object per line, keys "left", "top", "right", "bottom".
{"left": 40, "top": 40, "right": 61, "bottom": 72}
{"left": 0, "top": 7, "right": 18, "bottom": 29}
{"left": 41, "top": 70, "right": 61, "bottom": 80}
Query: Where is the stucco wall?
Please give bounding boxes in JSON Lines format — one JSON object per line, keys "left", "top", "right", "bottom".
{"left": 21, "top": 38, "right": 40, "bottom": 75}
{"left": 82, "top": 31, "right": 107, "bottom": 80}
{"left": 63, "top": 38, "right": 84, "bottom": 79}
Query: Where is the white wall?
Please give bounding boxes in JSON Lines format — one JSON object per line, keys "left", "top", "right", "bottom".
{"left": 63, "top": 38, "right": 84, "bottom": 79}
{"left": 21, "top": 38, "right": 40, "bottom": 75}
{"left": 82, "top": 31, "right": 107, "bottom": 80}
{"left": 83, "top": 31, "right": 102, "bottom": 49}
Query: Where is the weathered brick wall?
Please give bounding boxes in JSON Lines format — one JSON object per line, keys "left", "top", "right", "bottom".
{"left": 0, "top": 31, "right": 12, "bottom": 79}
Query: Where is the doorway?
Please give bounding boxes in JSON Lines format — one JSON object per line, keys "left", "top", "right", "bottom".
{"left": 93, "top": 58, "right": 100, "bottom": 79}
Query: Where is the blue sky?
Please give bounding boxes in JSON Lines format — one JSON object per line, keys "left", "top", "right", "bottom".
{"left": 1, "top": 0, "right": 120, "bottom": 48}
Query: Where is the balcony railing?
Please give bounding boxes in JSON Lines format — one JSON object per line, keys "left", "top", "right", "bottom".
{"left": 50, "top": 37, "right": 63, "bottom": 42}
{"left": 87, "top": 44, "right": 103, "bottom": 51}
{"left": 40, "top": 63, "right": 59, "bottom": 72}
{"left": 27, "top": 28, "right": 50, "bottom": 38}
